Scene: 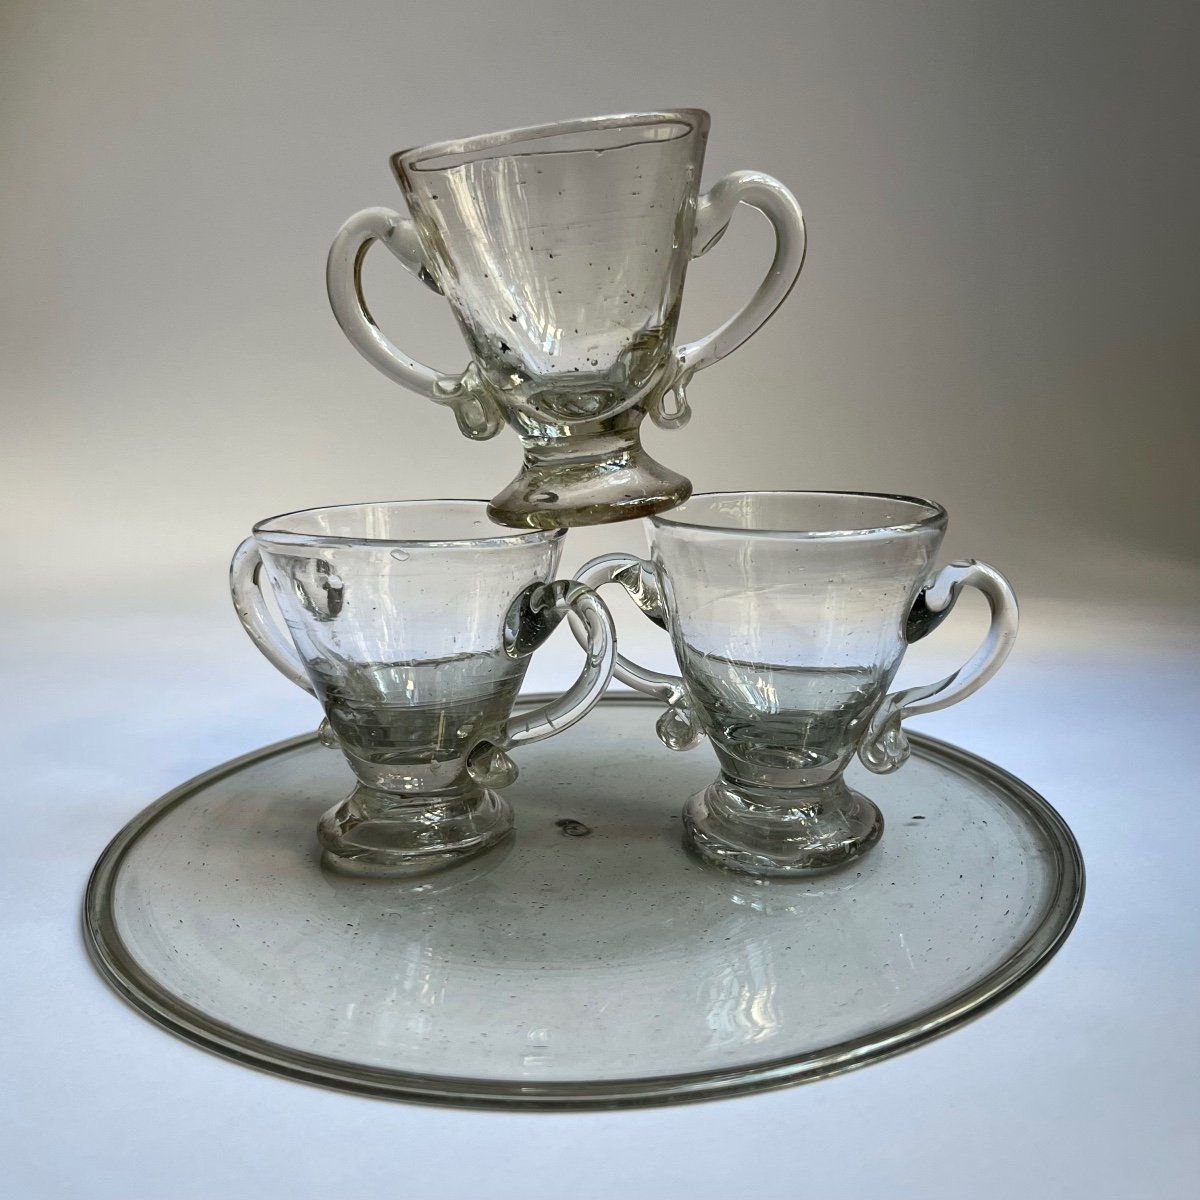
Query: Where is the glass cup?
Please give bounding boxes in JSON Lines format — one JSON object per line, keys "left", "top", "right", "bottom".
{"left": 231, "top": 501, "right": 616, "bottom": 876}
{"left": 327, "top": 110, "right": 806, "bottom": 529}
{"left": 574, "top": 492, "right": 1018, "bottom": 876}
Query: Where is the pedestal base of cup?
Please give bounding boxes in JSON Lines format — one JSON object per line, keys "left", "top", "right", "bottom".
{"left": 488, "top": 428, "right": 691, "bottom": 529}
{"left": 682, "top": 776, "right": 884, "bottom": 877}
{"left": 317, "top": 783, "right": 514, "bottom": 878}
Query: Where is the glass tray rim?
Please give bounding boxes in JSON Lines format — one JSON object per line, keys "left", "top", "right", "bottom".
{"left": 83, "top": 693, "right": 1085, "bottom": 1110}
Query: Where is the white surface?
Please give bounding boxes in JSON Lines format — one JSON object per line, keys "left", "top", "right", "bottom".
{"left": 4, "top": 607, "right": 1198, "bottom": 1199}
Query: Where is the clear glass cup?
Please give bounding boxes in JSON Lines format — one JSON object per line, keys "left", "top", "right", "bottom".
{"left": 231, "top": 500, "right": 616, "bottom": 876}
{"left": 575, "top": 491, "right": 1018, "bottom": 876}
{"left": 327, "top": 110, "right": 806, "bottom": 529}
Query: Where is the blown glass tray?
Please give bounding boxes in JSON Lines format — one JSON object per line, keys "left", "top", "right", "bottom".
{"left": 84, "top": 694, "right": 1083, "bottom": 1109}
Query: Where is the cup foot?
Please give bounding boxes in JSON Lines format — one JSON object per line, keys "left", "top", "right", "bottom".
{"left": 317, "top": 784, "right": 513, "bottom": 878}
{"left": 488, "top": 444, "right": 691, "bottom": 529}
{"left": 682, "top": 776, "right": 884, "bottom": 877}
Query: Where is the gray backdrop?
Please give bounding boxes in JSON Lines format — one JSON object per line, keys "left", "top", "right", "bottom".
{"left": 4, "top": 0, "right": 1197, "bottom": 627}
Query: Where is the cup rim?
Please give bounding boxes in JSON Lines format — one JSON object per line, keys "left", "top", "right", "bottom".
{"left": 252, "top": 499, "right": 566, "bottom": 549}
{"left": 392, "top": 109, "right": 710, "bottom": 175}
{"left": 649, "top": 490, "right": 949, "bottom": 539}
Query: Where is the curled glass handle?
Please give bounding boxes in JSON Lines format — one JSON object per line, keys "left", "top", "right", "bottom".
{"left": 571, "top": 554, "right": 705, "bottom": 752}
{"left": 500, "top": 580, "right": 617, "bottom": 748}
{"left": 859, "top": 560, "right": 1019, "bottom": 774}
{"left": 466, "top": 581, "right": 617, "bottom": 786}
{"left": 650, "top": 172, "right": 807, "bottom": 430}
{"left": 229, "top": 539, "right": 315, "bottom": 696}
{"left": 326, "top": 207, "right": 504, "bottom": 441}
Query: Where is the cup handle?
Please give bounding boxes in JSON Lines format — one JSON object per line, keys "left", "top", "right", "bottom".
{"left": 571, "top": 554, "right": 706, "bottom": 752}
{"left": 230, "top": 538, "right": 315, "bottom": 696}
{"left": 326, "top": 207, "right": 505, "bottom": 441}
{"left": 859, "top": 561, "right": 1019, "bottom": 774}
{"left": 650, "top": 172, "right": 807, "bottom": 430}
{"left": 463, "top": 580, "right": 618, "bottom": 785}
{"left": 499, "top": 580, "right": 617, "bottom": 748}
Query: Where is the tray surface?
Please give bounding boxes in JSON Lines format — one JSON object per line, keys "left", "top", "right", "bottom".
{"left": 85, "top": 695, "right": 1083, "bottom": 1108}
